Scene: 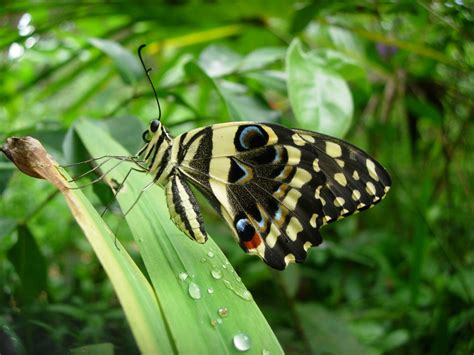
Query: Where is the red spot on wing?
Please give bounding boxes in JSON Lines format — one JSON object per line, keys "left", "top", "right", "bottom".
{"left": 243, "top": 232, "right": 262, "bottom": 250}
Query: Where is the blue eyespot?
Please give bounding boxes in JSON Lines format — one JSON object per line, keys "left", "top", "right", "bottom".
{"left": 234, "top": 125, "right": 269, "bottom": 151}
{"left": 235, "top": 216, "right": 255, "bottom": 242}
{"left": 236, "top": 218, "right": 248, "bottom": 233}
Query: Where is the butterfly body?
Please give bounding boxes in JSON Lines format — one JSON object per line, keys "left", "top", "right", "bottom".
{"left": 138, "top": 120, "right": 391, "bottom": 270}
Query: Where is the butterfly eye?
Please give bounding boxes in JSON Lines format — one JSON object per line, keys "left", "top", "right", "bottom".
{"left": 150, "top": 119, "right": 160, "bottom": 132}
{"left": 142, "top": 130, "right": 151, "bottom": 142}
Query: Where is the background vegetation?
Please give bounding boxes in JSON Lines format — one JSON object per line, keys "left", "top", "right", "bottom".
{"left": 1, "top": 1, "right": 473, "bottom": 354}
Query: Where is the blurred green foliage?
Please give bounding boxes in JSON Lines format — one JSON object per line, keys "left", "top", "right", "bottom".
{"left": 1, "top": 1, "right": 473, "bottom": 354}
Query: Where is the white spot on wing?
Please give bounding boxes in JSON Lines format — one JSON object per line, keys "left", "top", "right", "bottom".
{"left": 334, "top": 197, "right": 345, "bottom": 207}
{"left": 292, "top": 133, "right": 305, "bottom": 146}
{"left": 284, "top": 253, "right": 296, "bottom": 265}
{"left": 291, "top": 168, "right": 312, "bottom": 188}
{"left": 336, "top": 159, "right": 345, "bottom": 168}
{"left": 265, "top": 223, "right": 280, "bottom": 248}
{"left": 366, "top": 181, "right": 376, "bottom": 196}
{"left": 325, "top": 141, "right": 342, "bottom": 158}
{"left": 353, "top": 170, "right": 360, "bottom": 180}
{"left": 334, "top": 173, "right": 347, "bottom": 186}
{"left": 286, "top": 217, "right": 303, "bottom": 241}
{"left": 313, "top": 158, "right": 320, "bottom": 172}
{"left": 366, "top": 159, "right": 379, "bottom": 181}
{"left": 283, "top": 189, "right": 301, "bottom": 210}
{"left": 301, "top": 134, "right": 315, "bottom": 143}
{"left": 352, "top": 190, "right": 361, "bottom": 201}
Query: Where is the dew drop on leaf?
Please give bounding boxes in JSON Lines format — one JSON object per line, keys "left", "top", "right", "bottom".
{"left": 178, "top": 272, "right": 188, "bottom": 281}
{"left": 188, "top": 282, "right": 201, "bottom": 300}
{"left": 211, "top": 268, "right": 223, "bottom": 279}
{"left": 233, "top": 333, "right": 251, "bottom": 352}
{"left": 218, "top": 307, "right": 228, "bottom": 318}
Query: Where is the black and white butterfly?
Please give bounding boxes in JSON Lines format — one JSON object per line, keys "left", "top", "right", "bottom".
{"left": 133, "top": 46, "right": 391, "bottom": 270}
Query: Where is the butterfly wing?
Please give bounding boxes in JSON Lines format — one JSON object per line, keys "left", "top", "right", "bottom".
{"left": 173, "top": 122, "right": 391, "bottom": 269}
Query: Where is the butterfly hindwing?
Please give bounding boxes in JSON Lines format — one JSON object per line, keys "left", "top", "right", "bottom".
{"left": 170, "top": 122, "right": 391, "bottom": 269}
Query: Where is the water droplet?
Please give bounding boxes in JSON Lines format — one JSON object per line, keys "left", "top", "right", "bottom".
{"left": 242, "top": 290, "right": 252, "bottom": 301}
{"left": 233, "top": 333, "right": 251, "bottom": 352}
{"left": 178, "top": 272, "right": 188, "bottom": 281}
{"left": 235, "top": 275, "right": 242, "bottom": 282}
{"left": 211, "top": 268, "right": 223, "bottom": 279}
{"left": 207, "top": 287, "right": 214, "bottom": 294}
{"left": 262, "top": 349, "right": 270, "bottom": 355}
{"left": 218, "top": 307, "right": 229, "bottom": 318}
{"left": 188, "top": 282, "right": 201, "bottom": 300}
{"left": 207, "top": 251, "right": 214, "bottom": 258}
{"left": 200, "top": 257, "right": 207, "bottom": 263}
{"left": 216, "top": 318, "right": 223, "bottom": 324}
{"left": 222, "top": 264, "right": 227, "bottom": 269}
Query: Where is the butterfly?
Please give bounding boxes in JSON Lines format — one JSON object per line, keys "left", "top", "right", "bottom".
{"left": 132, "top": 45, "right": 391, "bottom": 270}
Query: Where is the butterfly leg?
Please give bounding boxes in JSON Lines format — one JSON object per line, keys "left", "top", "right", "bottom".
{"left": 165, "top": 173, "right": 208, "bottom": 243}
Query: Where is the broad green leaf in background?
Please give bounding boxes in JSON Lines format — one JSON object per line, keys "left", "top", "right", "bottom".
{"left": 237, "top": 47, "right": 286, "bottom": 72}
{"left": 0, "top": 161, "right": 14, "bottom": 195}
{"left": 7, "top": 225, "right": 47, "bottom": 304}
{"left": 89, "top": 38, "right": 143, "bottom": 85}
{"left": 198, "top": 45, "right": 242, "bottom": 78}
{"left": 297, "top": 303, "right": 373, "bottom": 355}
{"left": 287, "top": 39, "right": 353, "bottom": 137}
{"left": 0, "top": 217, "right": 16, "bottom": 240}
{"left": 74, "top": 119, "right": 283, "bottom": 354}
{"left": 289, "top": 0, "right": 320, "bottom": 34}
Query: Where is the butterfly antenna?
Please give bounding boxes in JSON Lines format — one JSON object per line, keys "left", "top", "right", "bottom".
{"left": 138, "top": 44, "right": 162, "bottom": 121}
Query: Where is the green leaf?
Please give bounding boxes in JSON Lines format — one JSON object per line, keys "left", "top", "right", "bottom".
{"left": 297, "top": 303, "right": 373, "bottom": 355}
{"left": 98, "top": 115, "right": 145, "bottom": 154}
{"left": 310, "top": 48, "right": 368, "bottom": 83}
{"left": 0, "top": 217, "right": 16, "bottom": 240}
{"left": 287, "top": 39, "right": 353, "bottom": 137}
{"left": 289, "top": 0, "right": 320, "bottom": 34}
{"left": 70, "top": 343, "right": 114, "bottom": 355}
{"left": 7, "top": 225, "right": 47, "bottom": 304}
{"left": 244, "top": 70, "right": 287, "bottom": 93}
{"left": 74, "top": 119, "right": 283, "bottom": 354}
{"left": 238, "top": 47, "right": 286, "bottom": 72}
{"left": 220, "top": 83, "right": 279, "bottom": 122}
{"left": 0, "top": 160, "right": 14, "bottom": 195}
{"left": 89, "top": 38, "right": 143, "bottom": 85}
{"left": 54, "top": 163, "right": 172, "bottom": 354}
{"left": 198, "top": 45, "right": 242, "bottom": 77}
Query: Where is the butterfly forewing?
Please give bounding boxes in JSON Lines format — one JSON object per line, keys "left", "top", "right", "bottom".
{"left": 162, "top": 122, "right": 391, "bottom": 270}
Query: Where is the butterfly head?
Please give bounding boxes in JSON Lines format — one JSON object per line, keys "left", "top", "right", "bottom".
{"left": 142, "top": 119, "right": 162, "bottom": 143}
{"left": 138, "top": 119, "right": 172, "bottom": 172}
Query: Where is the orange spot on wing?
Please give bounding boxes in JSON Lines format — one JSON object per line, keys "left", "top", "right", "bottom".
{"left": 243, "top": 232, "right": 262, "bottom": 250}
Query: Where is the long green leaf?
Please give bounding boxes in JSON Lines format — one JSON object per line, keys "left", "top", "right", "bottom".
{"left": 74, "top": 119, "right": 283, "bottom": 354}
{"left": 1, "top": 136, "right": 172, "bottom": 354}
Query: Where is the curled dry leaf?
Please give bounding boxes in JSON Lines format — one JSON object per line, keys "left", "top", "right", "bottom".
{"left": 1, "top": 136, "right": 68, "bottom": 192}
